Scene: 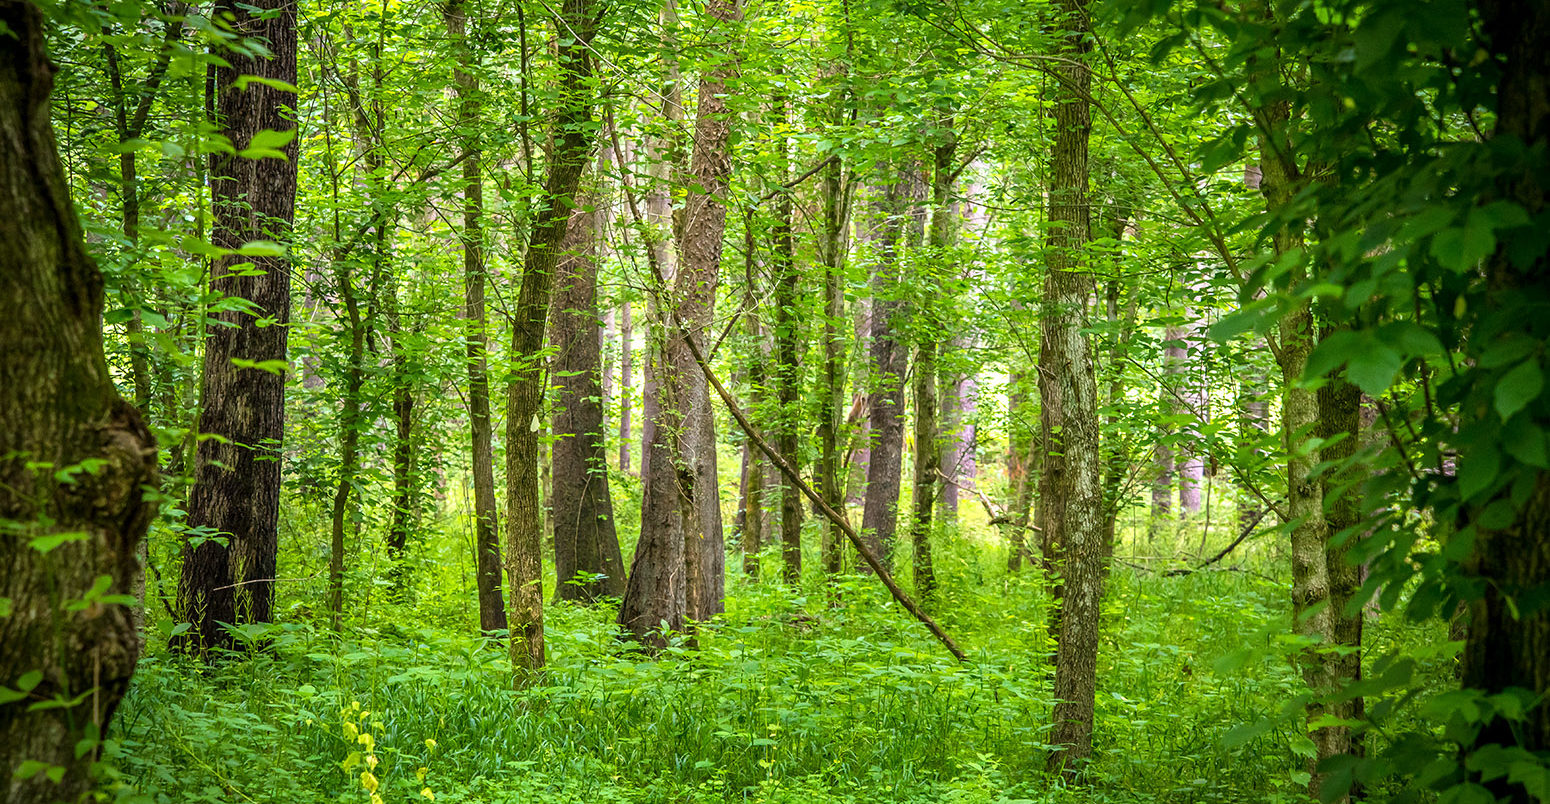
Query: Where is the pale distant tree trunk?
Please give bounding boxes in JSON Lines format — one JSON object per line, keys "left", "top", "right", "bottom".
{"left": 619, "top": 301, "right": 634, "bottom": 474}
{"left": 503, "top": 0, "right": 601, "bottom": 673}
{"left": 1, "top": 8, "right": 160, "bottom": 798}
{"left": 1006, "top": 377, "right": 1034, "bottom": 572}
{"left": 175, "top": 0, "right": 297, "bottom": 653}
{"left": 551, "top": 154, "right": 627, "bottom": 603}
{"left": 446, "top": 0, "right": 507, "bottom": 635}
{"left": 1162, "top": 323, "right": 1199, "bottom": 516}
{"left": 618, "top": 0, "right": 687, "bottom": 642}
{"left": 1177, "top": 312, "right": 1206, "bottom": 515}
{"left": 940, "top": 358, "right": 977, "bottom": 520}
{"left": 671, "top": 0, "right": 741, "bottom": 621}
{"left": 1237, "top": 371, "right": 1269, "bottom": 530}
{"left": 1042, "top": 0, "right": 1104, "bottom": 774}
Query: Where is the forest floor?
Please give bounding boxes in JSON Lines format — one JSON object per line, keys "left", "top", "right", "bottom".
{"left": 112, "top": 507, "right": 1450, "bottom": 804}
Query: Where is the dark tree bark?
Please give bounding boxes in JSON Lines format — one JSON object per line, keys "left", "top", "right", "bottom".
{"left": 1, "top": 6, "right": 159, "bottom": 800}
{"left": 385, "top": 289, "right": 418, "bottom": 593}
{"left": 771, "top": 84, "right": 803, "bottom": 585}
{"left": 1462, "top": 0, "right": 1550, "bottom": 785}
{"left": 504, "top": 0, "right": 602, "bottom": 673}
{"left": 1042, "top": 0, "right": 1104, "bottom": 773}
{"left": 672, "top": 0, "right": 742, "bottom": 620}
{"left": 618, "top": 0, "right": 689, "bottom": 643}
{"left": 446, "top": 0, "right": 507, "bottom": 636}
{"left": 1006, "top": 377, "right": 1035, "bottom": 572}
{"left": 174, "top": 0, "right": 297, "bottom": 653}
{"left": 551, "top": 157, "right": 627, "bottom": 603}
{"left": 1316, "top": 350, "right": 1363, "bottom": 759}
{"left": 859, "top": 173, "right": 918, "bottom": 570}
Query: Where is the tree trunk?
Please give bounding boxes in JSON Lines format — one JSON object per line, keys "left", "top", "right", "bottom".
{"left": 175, "top": 0, "right": 297, "bottom": 654}
{"left": 1462, "top": 0, "right": 1550, "bottom": 787}
{"left": 551, "top": 155, "right": 627, "bottom": 603}
{"left": 771, "top": 83, "right": 803, "bottom": 585}
{"left": 619, "top": 301, "right": 634, "bottom": 474}
{"left": 619, "top": 0, "right": 689, "bottom": 643}
{"left": 0, "top": 7, "right": 159, "bottom": 799}
{"left": 1253, "top": 41, "right": 1341, "bottom": 788}
{"left": 326, "top": 255, "right": 367, "bottom": 631}
{"left": 1316, "top": 349, "right": 1363, "bottom": 760}
{"left": 1006, "top": 377, "right": 1034, "bottom": 572}
{"left": 910, "top": 127, "right": 956, "bottom": 602}
{"left": 670, "top": 0, "right": 741, "bottom": 621}
{"left": 504, "top": 0, "right": 601, "bottom": 674}
{"left": 446, "top": 0, "right": 507, "bottom": 636}
{"left": 1042, "top": 0, "right": 1104, "bottom": 773}
{"left": 859, "top": 174, "right": 917, "bottom": 570}
{"left": 818, "top": 135, "right": 850, "bottom": 576}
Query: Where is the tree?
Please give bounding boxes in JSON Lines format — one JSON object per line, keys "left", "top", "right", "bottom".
{"left": 0, "top": 4, "right": 159, "bottom": 799}
{"left": 446, "top": 0, "right": 507, "bottom": 637}
{"left": 504, "top": 0, "right": 603, "bottom": 673}
{"left": 551, "top": 155, "right": 627, "bottom": 603}
{"left": 174, "top": 0, "right": 298, "bottom": 653}
{"left": 1040, "top": 0, "right": 1104, "bottom": 773}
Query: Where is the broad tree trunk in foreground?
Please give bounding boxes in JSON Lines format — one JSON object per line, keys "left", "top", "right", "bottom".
{"left": 1, "top": 5, "right": 159, "bottom": 799}
{"left": 175, "top": 0, "right": 297, "bottom": 653}
{"left": 551, "top": 159, "right": 627, "bottom": 603}
{"left": 504, "top": 0, "right": 600, "bottom": 673}
{"left": 672, "top": 0, "right": 742, "bottom": 620}
{"left": 446, "top": 0, "right": 507, "bottom": 635}
{"left": 1043, "top": 0, "right": 1105, "bottom": 773}
{"left": 1462, "top": 2, "right": 1550, "bottom": 789}
{"left": 618, "top": 5, "right": 687, "bottom": 641}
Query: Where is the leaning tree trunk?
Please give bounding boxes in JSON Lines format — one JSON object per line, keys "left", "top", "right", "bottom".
{"left": 1042, "top": 0, "right": 1105, "bottom": 774}
{"left": 551, "top": 155, "right": 627, "bottom": 603}
{"left": 446, "top": 0, "right": 508, "bottom": 636}
{"left": 1, "top": 5, "right": 159, "bottom": 800}
{"left": 504, "top": 0, "right": 601, "bottom": 674}
{"left": 174, "top": 0, "right": 297, "bottom": 654}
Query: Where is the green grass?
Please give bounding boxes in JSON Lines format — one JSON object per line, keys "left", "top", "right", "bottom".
{"left": 109, "top": 498, "right": 1450, "bottom": 804}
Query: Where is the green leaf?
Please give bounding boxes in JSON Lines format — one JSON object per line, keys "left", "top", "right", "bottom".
{"left": 230, "top": 358, "right": 289, "bottom": 375}
{"left": 1494, "top": 359, "right": 1543, "bottom": 421}
{"left": 233, "top": 75, "right": 300, "bottom": 94}
{"left": 237, "top": 128, "right": 296, "bottom": 160}
{"left": 1347, "top": 343, "right": 1404, "bottom": 396}
{"left": 1221, "top": 718, "right": 1272, "bottom": 748}
{"left": 28, "top": 531, "right": 89, "bottom": 554}
{"left": 236, "top": 240, "right": 286, "bottom": 257}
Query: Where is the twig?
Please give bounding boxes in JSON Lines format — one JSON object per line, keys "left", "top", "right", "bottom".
{"left": 1163, "top": 503, "right": 1277, "bottom": 577}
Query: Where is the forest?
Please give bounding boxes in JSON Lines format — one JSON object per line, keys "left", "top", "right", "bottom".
{"left": 0, "top": 0, "right": 1547, "bottom": 801}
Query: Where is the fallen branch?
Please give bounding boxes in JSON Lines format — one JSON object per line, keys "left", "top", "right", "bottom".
{"left": 605, "top": 117, "right": 966, "bottom": 663}
{"left": 1163, "top": 503, "right": 1277, "bottom": 577}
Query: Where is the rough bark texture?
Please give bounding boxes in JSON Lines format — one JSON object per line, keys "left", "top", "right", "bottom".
{"left": 1316, "top": 358, "right": 1363, "bottom": 757}
{"left": 551, "top": 163, "right": 627, "bottom": 603}
{"left": 859, "top": 177, "right": 915, "bottom": 570}
{"left": 1464, "top": 0, "right": 1550, "bottom": 785}
{"left": 175, "top": 0, "right": 297, "bottom": 653}
{"left": 446, "top": 0, "right": 507, "bottom": 635}
{"left": 1043, "top": 0, "right": 1104, "bottom": 774}
{"left": 1, "top": 6, "right": 160, "bottom": 799}
{"left": 618, "top": 8, "right": 687, "bottom": 642}
{"left": 771, "top": 105, "right": 804, "bottom": 585}
{"left": 504, "top": 0, "right": 600, "bottom": 673}
{"left": 910, "top": 132, "right": 955, "bottom": 602}
{"left": 672, "top": 0, "right": 741, "bottom": 621}
{"left": 1253, "top": 35, "right": 1341, "bottom": 788}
